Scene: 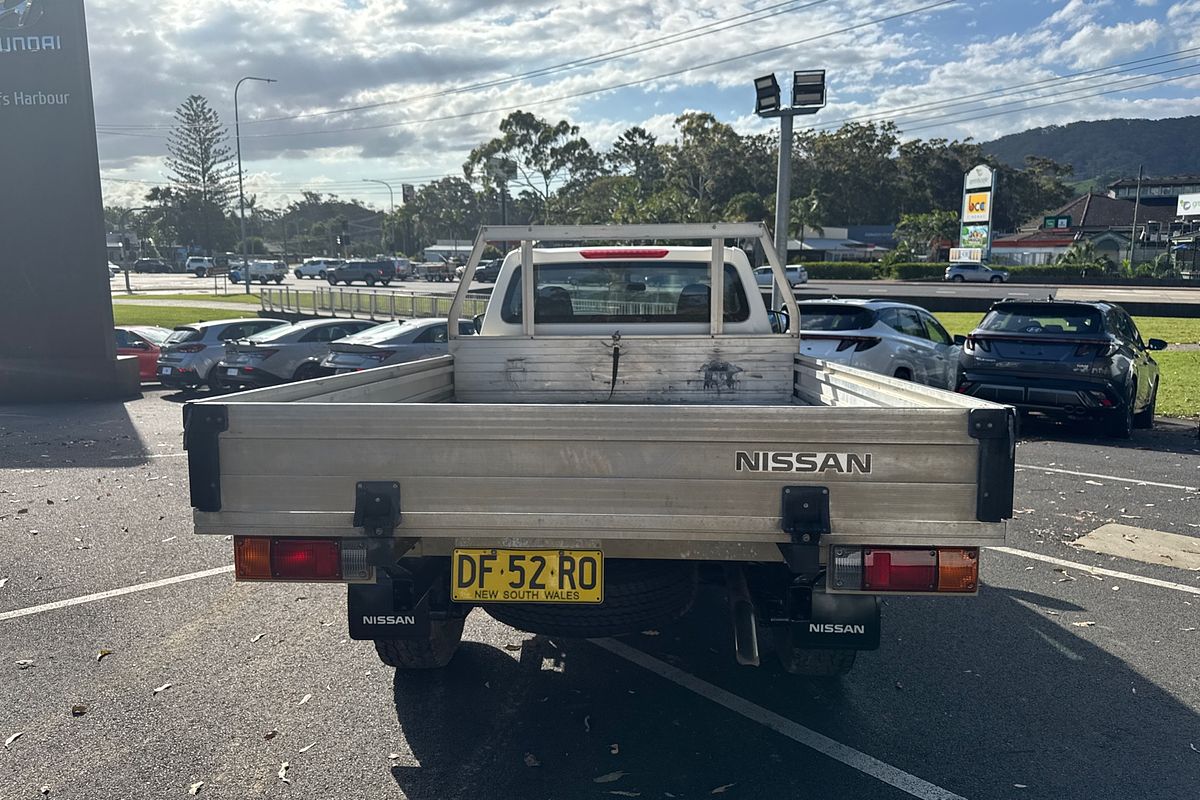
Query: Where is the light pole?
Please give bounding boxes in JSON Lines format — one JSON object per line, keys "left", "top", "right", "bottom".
{"left": 754, "top": 70, "right": 826, "bottom": 309}
{"left": 363, "top": 179, "right": 395, "bottom": 254}
{"left": 235, "top": 76, "right": 277, "bottom": 293}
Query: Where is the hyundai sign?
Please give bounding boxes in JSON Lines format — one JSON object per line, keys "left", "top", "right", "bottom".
{"left": 0, "top": 0, "right": 137, "bottom": 400}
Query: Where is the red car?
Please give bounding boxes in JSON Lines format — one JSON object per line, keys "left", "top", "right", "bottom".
{"left": 115, "top": 326, "right": 171, "bottom": 381}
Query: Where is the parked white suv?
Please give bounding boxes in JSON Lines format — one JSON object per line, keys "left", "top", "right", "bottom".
{"left": 295, "top": 258, "right": 343, "bottom": 280}
{"left": 186, "top": 257, "right": 216, "bottom": 278}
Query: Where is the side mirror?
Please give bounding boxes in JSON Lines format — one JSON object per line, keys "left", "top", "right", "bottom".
{"left": 131, "top": 340, "right": 151, "bottom": 351}
{"left": 1147, "top": 338, "right": 1168, "bottom": 351}
{"left": 473, "top": 314, "right": 484, "bottom": 334}
{"left": 767, "top": 310, "right": 790, "bottom": 334}
{"left": 953, "top": 334, "right": 967, "bottom": 346}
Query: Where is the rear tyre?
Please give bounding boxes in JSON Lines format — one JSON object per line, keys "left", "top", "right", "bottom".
{"left": 317, "top": 270, "right": 326, "bottom": 280}
{"left": 374, "top": 619, "right": 465, "bottom": 669}
{"left": 1105, "top": 392, "right": 1135, "bottom": 439}
{"left": 483, "top": 559, "right": 697, "bottom": 638}
{"left": 195, "top": 268, "right": 207, "bottom": 278}
{"left": 990, "top": 275, "right": 1003, "bottom": 283}
{"left": 894, "top": 368, "right": 912, "bottom": 381}
{"left": 365, "top": 275, "right": 377, "bottom": 286}
{"left": 259, "top": 277, "right": 270, "bottom": 285}
{"left": 1133, "top": 381, "right": 1157, "bottom": 429}
{"left": 274, "top": 277, "right": 284, "bottom": 284}
{"left": 205, "top": 366, "right": 226, "bottom": 393}
{"left": 770, "top": 625, "right": 857, "bottom": 676}
{"left": 292, "top": 362, "right": 321, "bottom": 382}
{"left": 294, "top": 270, "right": 304, "bottom": 279}
{"left": 327, "top": 278, "right": 337, "bottom": 286}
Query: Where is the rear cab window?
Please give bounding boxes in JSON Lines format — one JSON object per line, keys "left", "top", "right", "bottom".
{"left": 501, "top": 261, "right": 750, "bottom": 324}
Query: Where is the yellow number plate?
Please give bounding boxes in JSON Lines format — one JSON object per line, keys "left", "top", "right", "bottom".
{"left": 451, "top": 549, "right": 603, "bottom": 604}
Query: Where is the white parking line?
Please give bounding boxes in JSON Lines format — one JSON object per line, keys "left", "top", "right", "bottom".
{"left": 1016, "top": 464, "right": 1198, "bottom": 492}
{"left": 988, "top": 547, "right": 1200, "bottom": 596}
{"left": 593, "top": 638, "right": 966, "bottom": 800}
{"left": 107, "top": 452, "right": 188, "bottom": 460}
{"left": 0, "top": 566, "right": 233, "bottom": 623}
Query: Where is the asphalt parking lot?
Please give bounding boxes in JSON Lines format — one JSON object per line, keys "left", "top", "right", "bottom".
{"left": 2, "top": 394, "right": 1199, "bottom": 800}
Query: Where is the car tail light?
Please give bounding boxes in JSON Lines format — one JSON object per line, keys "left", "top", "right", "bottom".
{"left": 580, "top": 248, "right": 670, "bottom": 259}
{"left": 363, "top": 350, "right": 396, "bottom": 361}
{"left": 245, "top": 349, "right": 278, "bottom": 360}
{"left": 964, "top": 337, "right": 990, "bottom": 353}
{"left": 233, "top": 536, "right": 370, "bottom": 581}
{"left": 830, "top": 546, "right": 978, "bottom": 593}
{"left": 834, "top": 336, "right": 880, "bottom": 352}
{"left": 176, "top": 344, "right": 206, "bottom": 353}
{"left": 1088, "top": 390, "right": 1114, "bottom": 407}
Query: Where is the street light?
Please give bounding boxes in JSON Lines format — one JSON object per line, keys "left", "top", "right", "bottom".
{"left": 235, "top": 76, "right": 277, "bottom": 294}
{"left": 362, "top": 179, "right": 395, "bottom": 254}
{"left": 753, "top": 69, "right": 826, "bottom": 309}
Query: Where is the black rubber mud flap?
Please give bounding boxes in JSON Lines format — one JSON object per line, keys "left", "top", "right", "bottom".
{"left": 785, "top": 588, "right": 880, "bottom": 651}
{"left": 348, "top": 576, "right": 431, "bottom": 640}
{"left": 183, "top": 404, "right": 227, "bottom": 512}
{"left": 969, "top": 407, "right": 1016, "bottom": 522}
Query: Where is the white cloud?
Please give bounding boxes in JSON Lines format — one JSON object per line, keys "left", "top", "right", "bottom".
{"left": 1055, "top": 19, "right": 1162, "bottom": 68}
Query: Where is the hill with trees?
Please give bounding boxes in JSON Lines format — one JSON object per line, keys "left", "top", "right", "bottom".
{"left": 983, "top": 116, "right": 1200, "bottom": 185}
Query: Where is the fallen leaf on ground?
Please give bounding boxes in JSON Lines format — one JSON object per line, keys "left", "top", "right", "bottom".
{"left": 711, "top": 784, "right": 736, "bottom": 794}
{"left": 39, "top": 786, "right": 49, "bottom": 796}
{"left": 1112, "top": 585, "right": 1120, "bottom": 591}
{"left": 96, "top": 650, "right": 112, "bottom": 662}
{"left": 298, "top": 694, "right": 312, "bottom": 706}
{"left": 299, "top": 742, "right": 317, "bottom": 754}
{"left": 1072, "top": 621, "right": 1096, "bottom": 627}
{"left": 503, "top": 643, "right": 522, "bottom": 651}
{"left": 264, "top": 730, "right": 278, "bottom": 740}
{"left": 4, "top": 732, "right": 23, "bottom": 748}
{"left": 523, "top": 753, "right": 541, "bottom": 767}
{"left": 15, "top": 660, "right": 34, "bottom": 670}
{"left": 1014, "top": 784, "right": 1028, "bottom": 789}
{"left": 594, "top": 771, "right": 628, "bottom": 784}
{"left": 277, "top": 762, "right": 290, "bottom": 782}
{"left": 388, "top": 753, "right": 401, "bottom": 759}
{"left": 188, "top": 782, "right": 204, "bottom": 795}
{"left": 0, "top": 578, "right": 8, "bottom": 589}
{"left": 640, "top": 630, "right": 660, "bottom": 636}
{"left": 608, "top": 792, "right": 641, "bottom": 797}
{"left": 584, "top": 715, "right": 591, "bottom": 732}
{"left": 251, "top": 633, "right": 266, "bottom": 643}
{"left": 71, "top": 705, "right": 86, "bottom": 717}
{"left": 610, "top": 743, "right": 620, "bottom": 755}
{"left": 153, "top": 683, "right": 171, "bottom": 694}
{"left": 161, "top": 536, "right": 176, "bottom": 543}
{"left": 1085, "top": 480, "right": 1104, "bottom": 486}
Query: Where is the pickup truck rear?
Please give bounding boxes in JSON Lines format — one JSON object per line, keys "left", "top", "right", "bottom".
{"left": 185, "top": 223, "right": 1014, "bottom": 677}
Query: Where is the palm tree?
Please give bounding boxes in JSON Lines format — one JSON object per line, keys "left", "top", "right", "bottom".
{"left": 790, "top": 190, "right": 824, "bottom": 251}
{"left": 1055, "top": 240, "right": 1111, "bottom": 274}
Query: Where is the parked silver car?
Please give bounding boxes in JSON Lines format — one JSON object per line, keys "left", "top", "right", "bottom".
{"left": 219, "top": 318, "right": 379, "bottom": 389}
{"left": 754, "top": 265, "right": 808, "bottom": 286}
{"left": 795, "top": 299, "right": 960, "bottom": 389}
{"left": 944, "top": 262, "right": 1009, "bottom": 283}
{"left": 156, "top": 318, "right": 287, "bottom": 392}
{"left": 321, "top": 318, "right": 477, "bottom": 373}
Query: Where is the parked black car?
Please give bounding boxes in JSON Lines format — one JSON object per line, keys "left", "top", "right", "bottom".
{"left": 328, "top": 259, "right": 393, "bottom": 286}
{"left": 132, "top": 258, "right": 171, "bottom": 273}
{"left": 957, "top": 300, "right": 1165, "bottom": 438}
{"left": 476, "top": 258, "right": 503, "bottom": 282}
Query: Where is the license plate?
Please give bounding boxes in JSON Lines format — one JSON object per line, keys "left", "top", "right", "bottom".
{"left": 160, "top": 366, "right": 173, "bottom": 375}
{"left": 452, "top": 548, "right": 603, "bottom": 604}
{"left": 226, "top": 368, "right": 238, "bottom": 376}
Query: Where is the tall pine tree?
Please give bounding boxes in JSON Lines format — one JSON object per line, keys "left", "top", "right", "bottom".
{"left": 158, "top": 95, "right": 236, "bottom": 252}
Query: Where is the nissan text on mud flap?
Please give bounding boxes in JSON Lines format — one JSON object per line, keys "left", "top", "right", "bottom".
{"left": 183, "top": 223, "right": 1015, "bottom": 678}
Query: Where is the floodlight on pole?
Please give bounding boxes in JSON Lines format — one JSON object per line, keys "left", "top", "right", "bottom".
{"left": 753, "top": 69, "right": 826, "bottom": 310}
{"left": 235, "top": 75, "right": 277, "bottom": 294}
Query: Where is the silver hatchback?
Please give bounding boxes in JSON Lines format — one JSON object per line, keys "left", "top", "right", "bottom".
{"left": 321, "top": 318, "right": 476, "bottom": 373}
{"left": 219, "top": 318, "right": 378, "bottom": 388}
{"left": 156, "top": 318, "right": 287, "bottom": 392}
{"left": 795, "top": 299, "right": 960, "bottom": 389}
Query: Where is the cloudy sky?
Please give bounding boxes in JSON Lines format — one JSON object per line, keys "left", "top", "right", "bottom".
{"left": 89, "top": 0, "right": 1200, "bottom": 210}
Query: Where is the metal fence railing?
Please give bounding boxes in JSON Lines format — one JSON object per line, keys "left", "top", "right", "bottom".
{"left": 260, "top": 287, "right": 489, "bottom": 322}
